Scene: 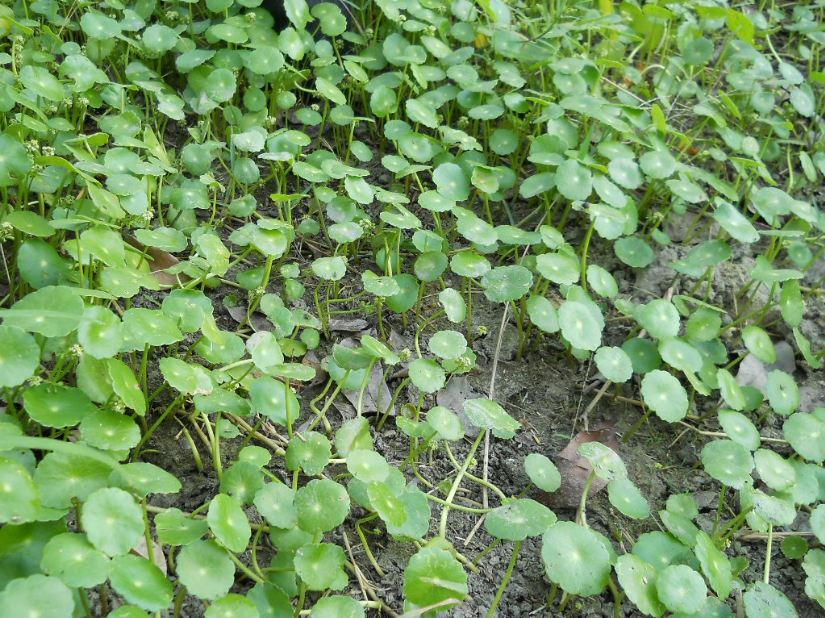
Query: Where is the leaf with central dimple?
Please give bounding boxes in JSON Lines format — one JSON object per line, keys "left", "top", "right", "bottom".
{"left": 403, "top": 547, "right": 468, "bottom": 608}
{"left": 536, "top": 252, "right": 580, "bottom": 285}
{"left": 295, "top": 542, "right": 348, "bottom": 591}
{"left": 249, "top": 376, "right": 299, "bottom": 426}
{"left": 541, "top": 521, "right": 611, "bottom": 596}
{"left": 208, "top": 494, "right": 251, "bottom": 553}
{"left": 295, "top": 479, "right": 350, "bottom": 534}
{"left": 23, "top": 383, "right": 97, "bottom": 429}
{"left": 41, "top": 533, "right": 110, "bottom": 588}
{"left": 641, "top": 370, "right": 688, "bottom": 422}
{"left": 432, "top": 162, "right": 469, "bottom": 201}
{"left": 0, "top": 457, "right": 39, "bottom": 524}
{"left": 409, "top": 358, "right": 446, "bottom": 394}
{"left": 701, "top": 439, "right": 754, "bottom": 489}
{"left": 286, "top": 432, "right": 331, "bottom": 476}
{"left": 311, "top": 595, "right": 365, "bottom": 618}
{"left": 110, "top": 555, "right": 173, "bottom": 612}
{"left": 347, "top": 449, "right": 391, "bottom": 483}
{"left": 81, "top": 487, "right": 144, "bottom": 556}
{"left": 743, "top": 582, "right": 798, "bottom": 618}
{"left": 485, "top": 499, "right": 556, "bottom": 540}
{"left": 481, "top": 265, "right": 533, "bottom": 303}
{"left": 558, "top": 300, "right": 604, "bottom": 351}
{"left": 615, "top": 554, "right": 665, "bottom": 617}
{"left": 524, "top": 453, "right": 561, "bottom": 492}
{"left": 254, "top": 482, "right": 297, "bottom": 529}
{"left": 0, "top": 574, "right": 74, "bottom": 618}
{"left": 0, "top": 326, "right": 39, "bottom": 388}
{"left": 556, "top": 159, "right": 592, "bottom": 201}
{"left": 176, "top": 539, "right": 235, "bottom": 600}
{"left": 1, "top": 285, "right": 83, "bottom": 337}
{"left": 428, "top": 330, "right": 467, "bottom": 360}
{"left": 463, "top": 398, "right": 520, "bottom": 439}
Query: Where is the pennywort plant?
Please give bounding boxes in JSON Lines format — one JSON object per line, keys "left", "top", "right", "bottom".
{"left": 0, "top": 0, "right": 824, "bottom": 616}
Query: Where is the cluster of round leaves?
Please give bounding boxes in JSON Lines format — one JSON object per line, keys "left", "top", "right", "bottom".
{"left": 0, "top": 0, "right": 824, "bottom": 616}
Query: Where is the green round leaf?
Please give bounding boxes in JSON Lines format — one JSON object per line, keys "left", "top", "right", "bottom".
{"left": 426, "top": 406, "right": 464, "bottom": 441}
{"left": 403, "top": 546, "right": 468, "bottom": 609}
{"left": 428, "top": 330, "right": 467, "bottom": 360}
{"left": 615, "top": 554, "right": 665, "bottom": 617}
{"left": 295, "top": 479, "right": 350, "bottom": 534}
{"left": 480, "top": 265, "right": 533, "bottom": 303}
{"left": 294, "top": 542, "right": 348, "bottom": 591}
{"left": 701, "top": 439, "right": 754, "bottom": 489}
{"left": 485, "top": 499, "right": 556, "bottom": 541}
{"left": 594, "top": 346, "right": 633, "bottom": 383}
{"left": 541, "top": 521, "right": 611, "bottom": 596}
{"left": 641, "top": 370, "right": 688, "bottom": 422}
{"left": 608, "top": 479, "right": 650, "bottom": 519}
{"left": 656, "top": 564, "right": 707, "bottom": 614}
{"left": 524, "top": 453, "right": 561, "bottom": 493}
{"left": 176, "top": 539, "right": 235, "bottom": 601}
{"left": 743, "top": 582, "right": 798, "bottom": 618}
{"left": 110, "top": 555, "right": 173, "bottom": 612}
{"left": 81, "top": 487, "right": 144, "bottom": 555}
{"left": 0, "top": 574, "right": 74, "bottom": 618}
{"left": 408, "top": 358, "right": 446, "bottom": 394}
{"left": 463, "top": 398, "right": 520, "bottom": 439}
{"left": 208, "top": 494, "right": 251, "bottom": 553}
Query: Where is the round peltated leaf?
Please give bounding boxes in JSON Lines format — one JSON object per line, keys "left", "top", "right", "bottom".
{"left": 558, "top": 300, "right": 604, "bottom": 351}
{"left": 541, "top": 521, "right": 611, "bottom": 595}
{"left": 784, "top": 413, "right": 825, "bottom": 463}
{"left": 586, "top": 265, "right": 619, "bottom": 298}
{"left": 766, "top": 370, "right": 799, "bottom": 416}
{"left": 526, "top": 295, "right": 559, "bottom": 333}
{"left": 41, "top": 533, "right": 110, "bottom": 588}
{"left": 640, "top": 150, "right": 677, "bottom": 179}
{"left": 154, "top": 508, "right": 209, "bottom": 546}
{"left": 754, "top": 449, "right": 795, "bottom": 491}
{"left": 743, "top": 582, "right": 798, "bottom": 618}
{"left": 608, "top": 158, "right": 643, "bottom": 189}
{"left": 608, "top": 479, "right": 650, "bottom": 519}
{"left": 524, "top": 453, "right": 561, "bottom": 493}
{"left": 0, "top": 326, "right": 40, "bottom": 387}
{"left": 428, "top": 330, "right": 467, "bottom": 360}
{"left": 485, "top": 499, "right": 556, "bottom": 541}
{"left": 295, "top": 479, "right": 350, "bottom": 534}
{"left": 286, "top": 432, "right": 331, "bottom": 476}
{"left": 701, "top": 439, "right": 754, "bottom": 489}
{"left": 409, "top": 358, "right": 446, "bottom": 394}
{"left": 463, "top": 398, "right": 520, "bottom": 439}
{"left": 176, "top": 540, "right": 235, "bottom": 601}
{"left": 81, "top": 487, "right": 144, "bottom": 555}
{"left": 480, "top": 265, "right": 533, "bottom": 302}
{"left": 3, "top": 285, "right": 83, "bottom": 337}
{"left": 556, "top": 159, "right": 592, "bottom": 201}
{"left": 719, "top": 410, "right": 760, "bottom": 451}
{"left": 254, "top": 483, "right": 296, "bottom": 529}
{"left": 310, "top": 595, "right": 365, "bottom": 618}
{"left": 23, "top": 383, "right": 97, "bottom": 428}
{"left": 249, "top": 377, "right": 299, "bottom": 426}
{"left": 312, "top": 256, "right": 347, "bottom": 281}
{"left": 403, "top": 546, "right": 468, "bottom": 608}
{"left": 0, "top": 574, "right": 74, "bottom": 618}
{"left": 206, "top": 594, "right": 260, "bottom": 618}
{"left": 80, "top": 409, "right": 140, "bottom": 451}
{"left": 208, "top": 494, "right": 251, "bottom": 553}
{"left": 427, "top": 406, "right": 464, "bottom": 441}
{"left": 615, "top": 554, "right": 665, "bottom": 618}
{"left": 432, "top": 162, "right": 469, "bottom": 201}
{"left": 656, "top": 564, "right": 707, "bottom": 614}
{"left": 347, "top": 449, "right": 390, "bottom": 483}
{"left": 0, "top": 457, "right": 39, "bottom": 524}
{"left": 641, "top": 370, "right": 688, "bottom": 422}
{"left": 742, "top": 326, "right": 776, "bottom": 364}
{"left": 577, "top": 442, "right": 627, "bottom": 481}
{"left": 294, "top": 543, "right": 348, "bottom": 591}
{"left": 536, "top": 252, "right": 579, "bottom": 285}
{"left": 615, "top": 237, "right": 654, "bottom": 268}
{"left": 109, "top": 555, "right": 173, "bottom": 612}
{"left": 438, "top": 288, "right": 466, "bottom": 323}
{"left": 595, "top": 346, "right": 633, "bottom": 383}
{"left": 78, "top": 306, "right": 123, "bottom": 359}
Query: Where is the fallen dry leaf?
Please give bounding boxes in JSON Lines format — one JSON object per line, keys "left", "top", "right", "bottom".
{"left": 124, "top": 235, "right": 188, "bottom": 286}
{"left": 539, "top": 423, "right": 620, "bottom": 510}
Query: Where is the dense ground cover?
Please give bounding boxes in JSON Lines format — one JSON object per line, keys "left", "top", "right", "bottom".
{"left": 0, "top": 0, "right": 824, "bottom": 616}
